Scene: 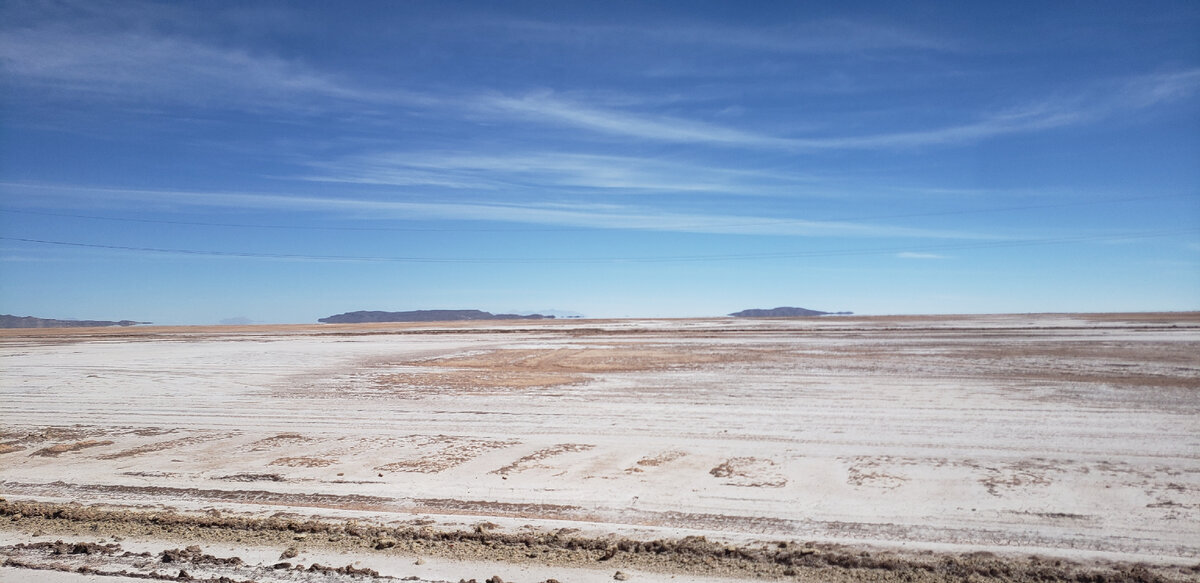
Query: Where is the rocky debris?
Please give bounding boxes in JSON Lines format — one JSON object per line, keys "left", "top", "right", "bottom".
{"left": 160, "top": 545, "right": 243, "bottom": 566}
{"left": 15, "top": 540, "right": 122, "bottom": 555}
{"left": 474, "top": 521, "right": 501, "bottom": 533}
{"left": 2, "top": 499, "right": 1193, "bottom": 583}
{"left": 307, "top": 562, "right": 381, "bottom": 576}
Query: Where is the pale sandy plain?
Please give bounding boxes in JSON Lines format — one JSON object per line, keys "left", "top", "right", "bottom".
{"left": 1, "top": 313, "right": 1198, "bottom": 582}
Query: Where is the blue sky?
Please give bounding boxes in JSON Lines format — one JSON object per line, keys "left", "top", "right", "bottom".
{"left": 1, "top": 0, "right": 1198, "bottom": 323}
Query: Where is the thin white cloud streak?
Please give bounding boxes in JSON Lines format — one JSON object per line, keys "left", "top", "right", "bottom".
{"left": 484, "top": 70, "right": 1200, "bottom": 150}
{"left": 5, "top": 17, "right": 1195, "bottom": 153}
{"left": 820, "top": 70, "right": 1200, "bottom": 148}
{"left": 1115, "top": 69, "right": 1200, "bottom": 108}
{"left": 302, "top": 151, "right": 821, "bottom": 196}
{"left": 481, "top": 93, "right": 796, "bottom": 148}
{"left": 0, "top": 25, "right": 420, "bottom": 111}
{"left": 2, "top": 183, "right": 987, "bottom": 240}
{"left": 0, "top": 14, "right": 947, "bottom": 116}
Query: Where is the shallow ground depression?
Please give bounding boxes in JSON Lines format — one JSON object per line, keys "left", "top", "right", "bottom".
{"left": 373, "top": 345, "right": 757, "bottom": 392}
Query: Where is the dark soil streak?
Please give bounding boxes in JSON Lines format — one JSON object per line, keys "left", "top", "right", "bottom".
{"left": 2, "top": 500, "right": 1198, "bottom": 582}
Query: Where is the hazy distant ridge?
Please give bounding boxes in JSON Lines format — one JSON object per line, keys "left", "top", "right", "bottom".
{"left": 729, "top": 307, "right": 851, "bottom": 317}
{"left": 0, "top": 314, "right": 148, "bottom": 328}
{"left": 318, "top": 310, "right": 554, "bottom": 323}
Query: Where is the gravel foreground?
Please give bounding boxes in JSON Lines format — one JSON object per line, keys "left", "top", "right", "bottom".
{"left": 3, "top": 499, "right": 1198, "bottom": 583}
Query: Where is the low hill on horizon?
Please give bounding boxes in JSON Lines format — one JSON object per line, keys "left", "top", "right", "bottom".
{"left": 0, "top": 314, "right": 149, "bottom": 328}
{"left": 729, "top": 307, "right": 852, "bottom": 318}
{"left": 318, "top": 309, "right": 555, "bottom": 324}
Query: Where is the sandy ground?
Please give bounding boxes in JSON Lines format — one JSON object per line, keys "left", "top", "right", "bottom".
{"left": 1, "top": 313, "right": 1198, "bottom": 582}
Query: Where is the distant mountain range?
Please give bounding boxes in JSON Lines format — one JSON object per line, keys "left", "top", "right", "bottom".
{"left": 0, "top": 315, "right": 149, "bottom": 328}
{"left": 318, "top": 310, "right": 555, "bottom": 324}
{"left": 728, "top": 307, "right": 852, "bottom": 317}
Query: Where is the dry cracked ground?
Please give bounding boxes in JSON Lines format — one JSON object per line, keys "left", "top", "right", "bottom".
{"left": 1, "top": 313, "right": 1198, "bottom": 582}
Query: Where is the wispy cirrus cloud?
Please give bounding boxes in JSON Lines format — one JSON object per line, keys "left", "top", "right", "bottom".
{"left": 820, "top": 69, "right": 1200, "bottom": 148}
{"left": 0, "top": 23, "right": 420, "bottom": 112}
{"left": 0, "top": 182, "right": 986, "bottom": 240}
{"left": 6, "top": 4, "right": 1195, "bottom": 157}
{"left": 1114, "top": 69, "right": 1200, "bottom": 108}
{"left": 1, "top": 9, "right": 949, "bottom": 116}
{"left": 301, "top": 150, "right": 821, "bottom": 196}
{"left": 483, "top": 69, "right": 1200, "bottom": 150}
{"left": 480, "top": 92, "right": 795, "bottom": 148}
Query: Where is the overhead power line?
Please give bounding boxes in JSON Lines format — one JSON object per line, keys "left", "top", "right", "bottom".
{"left": 3, "top": 228, "right": 1196, "bottom": 264}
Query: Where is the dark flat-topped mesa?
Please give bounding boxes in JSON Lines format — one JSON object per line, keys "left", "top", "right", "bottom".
{"left": 318, "top": 309, "right": 553, "bottom": 324}
{"left": 0, "top": 314, "right": 149, "bottom": 328}
{"left": 729, "top": 307, "right": 852, "bottom": 317}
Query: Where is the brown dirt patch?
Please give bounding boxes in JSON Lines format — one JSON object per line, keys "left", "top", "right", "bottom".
{"left": 710, "top": 457, "right": 787, "bottom": 488}
{"left": 215, "top": 473, "right": 287, "bottom": 482}
{"left": 269, "top": 456, "right": 336, "bottom": 468}
{"left": 2, "top": 481, "right": 394, "bottom": 510}
{"left": 787, "top": 340, "right": 1200, "bottom": 390}
{"left": 4, "top": 426, "right": 112, "bottom": 445}
{"left": 426, "top": 347, "right": 729, "bottom": 373}
{"left": 378, "top": 346, "right": 751, "bottom": 391}
{"left": 626, "top": 450, "right": 687, "bottom": 473}
{"left": 843, "top": 456, "right": 911, "bottom": 489}
{"left": 414, "top": 498, "right": 584, "bottom": 517}
{"left": 97, "top": 435, "right": 223, "bottom": 460}
{"left": 492, "top": 443, "right": 595, "bottom": 476}
{"left": 375, "top": 437, "right": 518, "bottom": 473}
{"left": 0, "top": 443, "right": 26, "bottom": 455}
{"left": 243, "top": 432, "right": 312, "bottom": 452}
{"left": 29, "top": 440, "right": 113, "bottom": 457}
